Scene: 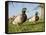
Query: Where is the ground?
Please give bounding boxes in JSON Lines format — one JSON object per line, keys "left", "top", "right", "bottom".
{"left": 8, "top": 19, "right": 45, "bottom": 33}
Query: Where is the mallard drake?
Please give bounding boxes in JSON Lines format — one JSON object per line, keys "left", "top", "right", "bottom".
{"left": 13, "top": 8, "right": 27, "bottom": 25}
{"left": 29, "top": 12, "right": 39, "bottom": 23}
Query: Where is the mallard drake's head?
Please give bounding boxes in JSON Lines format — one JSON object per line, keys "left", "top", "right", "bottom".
{"left": 22, "top": 8, "right": 27, "bottom": 14}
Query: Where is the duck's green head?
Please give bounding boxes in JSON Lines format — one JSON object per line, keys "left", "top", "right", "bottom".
{"left": 22, "top": 8, "right": 27, "bottom": 14}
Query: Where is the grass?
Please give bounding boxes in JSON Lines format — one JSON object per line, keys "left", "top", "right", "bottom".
{"left": 8, "top": 19, "right": 45, "bottom": 33}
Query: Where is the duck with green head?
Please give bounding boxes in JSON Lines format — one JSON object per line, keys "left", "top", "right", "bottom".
{"left": 12, "top": 8, "right": 27, "bottom": 25}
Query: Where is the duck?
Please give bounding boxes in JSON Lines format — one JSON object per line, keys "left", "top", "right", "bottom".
{"left": 12, "top": 8, "right": 27, "bottom": 25}
{"left": 29, "top": 12, "right": 39, "bottom": 23}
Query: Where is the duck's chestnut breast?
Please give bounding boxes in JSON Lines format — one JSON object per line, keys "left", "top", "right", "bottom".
{"left": 21, "top": 14, "right": 27, "bottom": 22}
{"left": 35, "top": 16, "right": 39, "bottom": 21}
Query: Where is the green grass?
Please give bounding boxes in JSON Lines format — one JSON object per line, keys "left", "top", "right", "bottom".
{"left": 8, "top": 20, "right": 45, "bottom": 33}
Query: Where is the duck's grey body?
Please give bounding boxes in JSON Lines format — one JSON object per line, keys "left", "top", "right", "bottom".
{"left": 13, "top": 14, "right": 27, "bottom": 24}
